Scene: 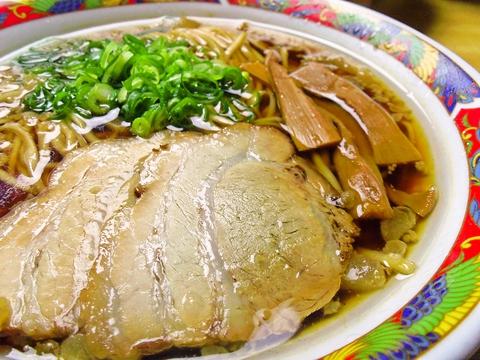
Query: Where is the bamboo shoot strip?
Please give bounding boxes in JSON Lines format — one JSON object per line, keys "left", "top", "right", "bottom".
{"left": 386, "top": 185, "right": 437, "bottom": 217}
{"left": 240, "top": 62, "right": 271, "bottom": 84}
{"left": 291, "top": 62, "right": 421, "bottom": 165}
{"left": 333, "top": 122, "right": 393, "bottom": 219}
{"left": 268, "top": 61, "right": 341, "bottom": 150}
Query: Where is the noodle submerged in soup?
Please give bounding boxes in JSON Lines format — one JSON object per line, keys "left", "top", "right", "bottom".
{"left": 0, "top": 18, "right": 436, "bottom": 359}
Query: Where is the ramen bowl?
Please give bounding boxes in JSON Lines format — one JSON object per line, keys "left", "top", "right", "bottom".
{"left": 0, "top": 1, "right": 478, "bottom": 359}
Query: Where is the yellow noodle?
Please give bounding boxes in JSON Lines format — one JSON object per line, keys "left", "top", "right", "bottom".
{"left": 20, "top": 142, "right": 39, "bottom": 178}
{"left": 51, "top": 136, "right": 69, "bottom": 156}
{"left": 16, "top": 161, "right": 30, "bottom": 180}
{"left": 36, "top": 122, "right": 53, "bottom": 151}
{"left": 7, "top": 136, "right": 21, "bottom": 175}
{"left": 312, "top": 152, "right": 343, "bottom": 193}
{"left": 254, "top": 80, "right": 263, "bottom": 92}
{"left": 204, "top": 27, "right": 234, "bottom": 45}
{"left": 0, "top": 117, "right": 12, "bottom": 125}
{"left": 105, "top": 122, "right": 129, "bottom": 137}
{"left": 178, "top": 31, "right": 205, "bottom": 47}
{"left": 241, "top": 44, "right": 264, "bottom": 62}
{"left": 71, "top": 117, "right": 99, "bottom": 144}
{"left": 60, "top": 123, "right": 80, "bottom": 150}
{"left": 210, "top": 115, "right": 235, "bottom": 126}
{"left": 40, "top": 163, "right": 56, "bottom": 186}
{"left": 176, "top": 29, "right": 223, "bottom": 57}
{"left": 264, "top": 90, "right": 277, "bottom": 118}
{"left": 196, "top": 28, "right": 231, "bottom": 48}
{"left": 225, "top": 32, "right": 247, "bottom": 60}
{"left": 30, "top": 179, "right": 45, "bottom": 194}
{"left": 83, "top": 131, "right": 99, "bottom": 144}
{"left": 280, "top": 47, "right": 289, "bottom": 69}
{"left": 249, "top": 38, "right": 269, "bottom": 53}
{"left": 0, "top": 154, "right": 8, "bottom": 167}
{"left": 253, "top": 116, "right": 282, "bottom": 127}
{"left": 0, "top": 168, "right": 18, "bottom": 187}
{"left": 74, "top": 130, "right": 89, "bottom": 147}
{"left": 2, "top": 123, "right": 39, "bottom": 176}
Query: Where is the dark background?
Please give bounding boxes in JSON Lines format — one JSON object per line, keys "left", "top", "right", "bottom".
{"left": 356, "top": 0, "right": 480, "bottom": 70}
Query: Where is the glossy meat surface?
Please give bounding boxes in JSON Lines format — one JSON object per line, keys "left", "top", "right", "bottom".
{"left": 0, "top": 125, "right": 357, "bottom": 358}
{"left": 0, "top": 133, "right": 175, "bottom": 338}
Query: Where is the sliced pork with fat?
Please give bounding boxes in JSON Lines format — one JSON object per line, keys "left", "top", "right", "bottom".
{"left": 0, "top": 133, "right": 175, "bottom": 338}
{"left": 0, "top": 125, "right": 358, "bottom": 359}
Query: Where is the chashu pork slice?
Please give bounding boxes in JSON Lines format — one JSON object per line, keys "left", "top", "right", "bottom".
{"left": 0, "top": 133, "right": 176, "bottom": 339}
{"left": 80, "top": 124, "right": 358, "bottom": 359}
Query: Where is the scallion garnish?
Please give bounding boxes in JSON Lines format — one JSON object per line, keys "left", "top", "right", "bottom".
{"left": 19, "top": 35, "right": 257, "bottom": 137}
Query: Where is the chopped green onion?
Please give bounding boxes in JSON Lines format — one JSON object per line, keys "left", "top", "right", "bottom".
{"left": 19, "top": 34, "right": 255, "bottom": 137}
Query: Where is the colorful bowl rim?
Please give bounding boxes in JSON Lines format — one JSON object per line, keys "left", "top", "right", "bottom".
{"left": 1, "top": 1, "right": 480, "bottom": 359}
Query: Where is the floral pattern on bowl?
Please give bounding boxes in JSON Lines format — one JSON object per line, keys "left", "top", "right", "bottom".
{"left": 0, "top": 1, "right": 479, "bottom": 359}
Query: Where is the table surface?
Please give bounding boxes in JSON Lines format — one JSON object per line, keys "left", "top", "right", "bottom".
{"left": 371, "top": 0, "right": 480, "bottom": 71}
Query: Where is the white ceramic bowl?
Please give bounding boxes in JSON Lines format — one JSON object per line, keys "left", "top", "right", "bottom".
{"left": 0, "top": 2, "right": 478, "bottom": 359}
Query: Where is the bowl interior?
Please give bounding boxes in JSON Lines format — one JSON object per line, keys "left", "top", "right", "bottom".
{"left": 0, "top": 5, "right": 470, "bottom": 359}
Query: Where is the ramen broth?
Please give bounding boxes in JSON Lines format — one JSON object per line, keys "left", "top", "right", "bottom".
{"left": 0, "top": 18, "right": 436, "bottom": 359}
